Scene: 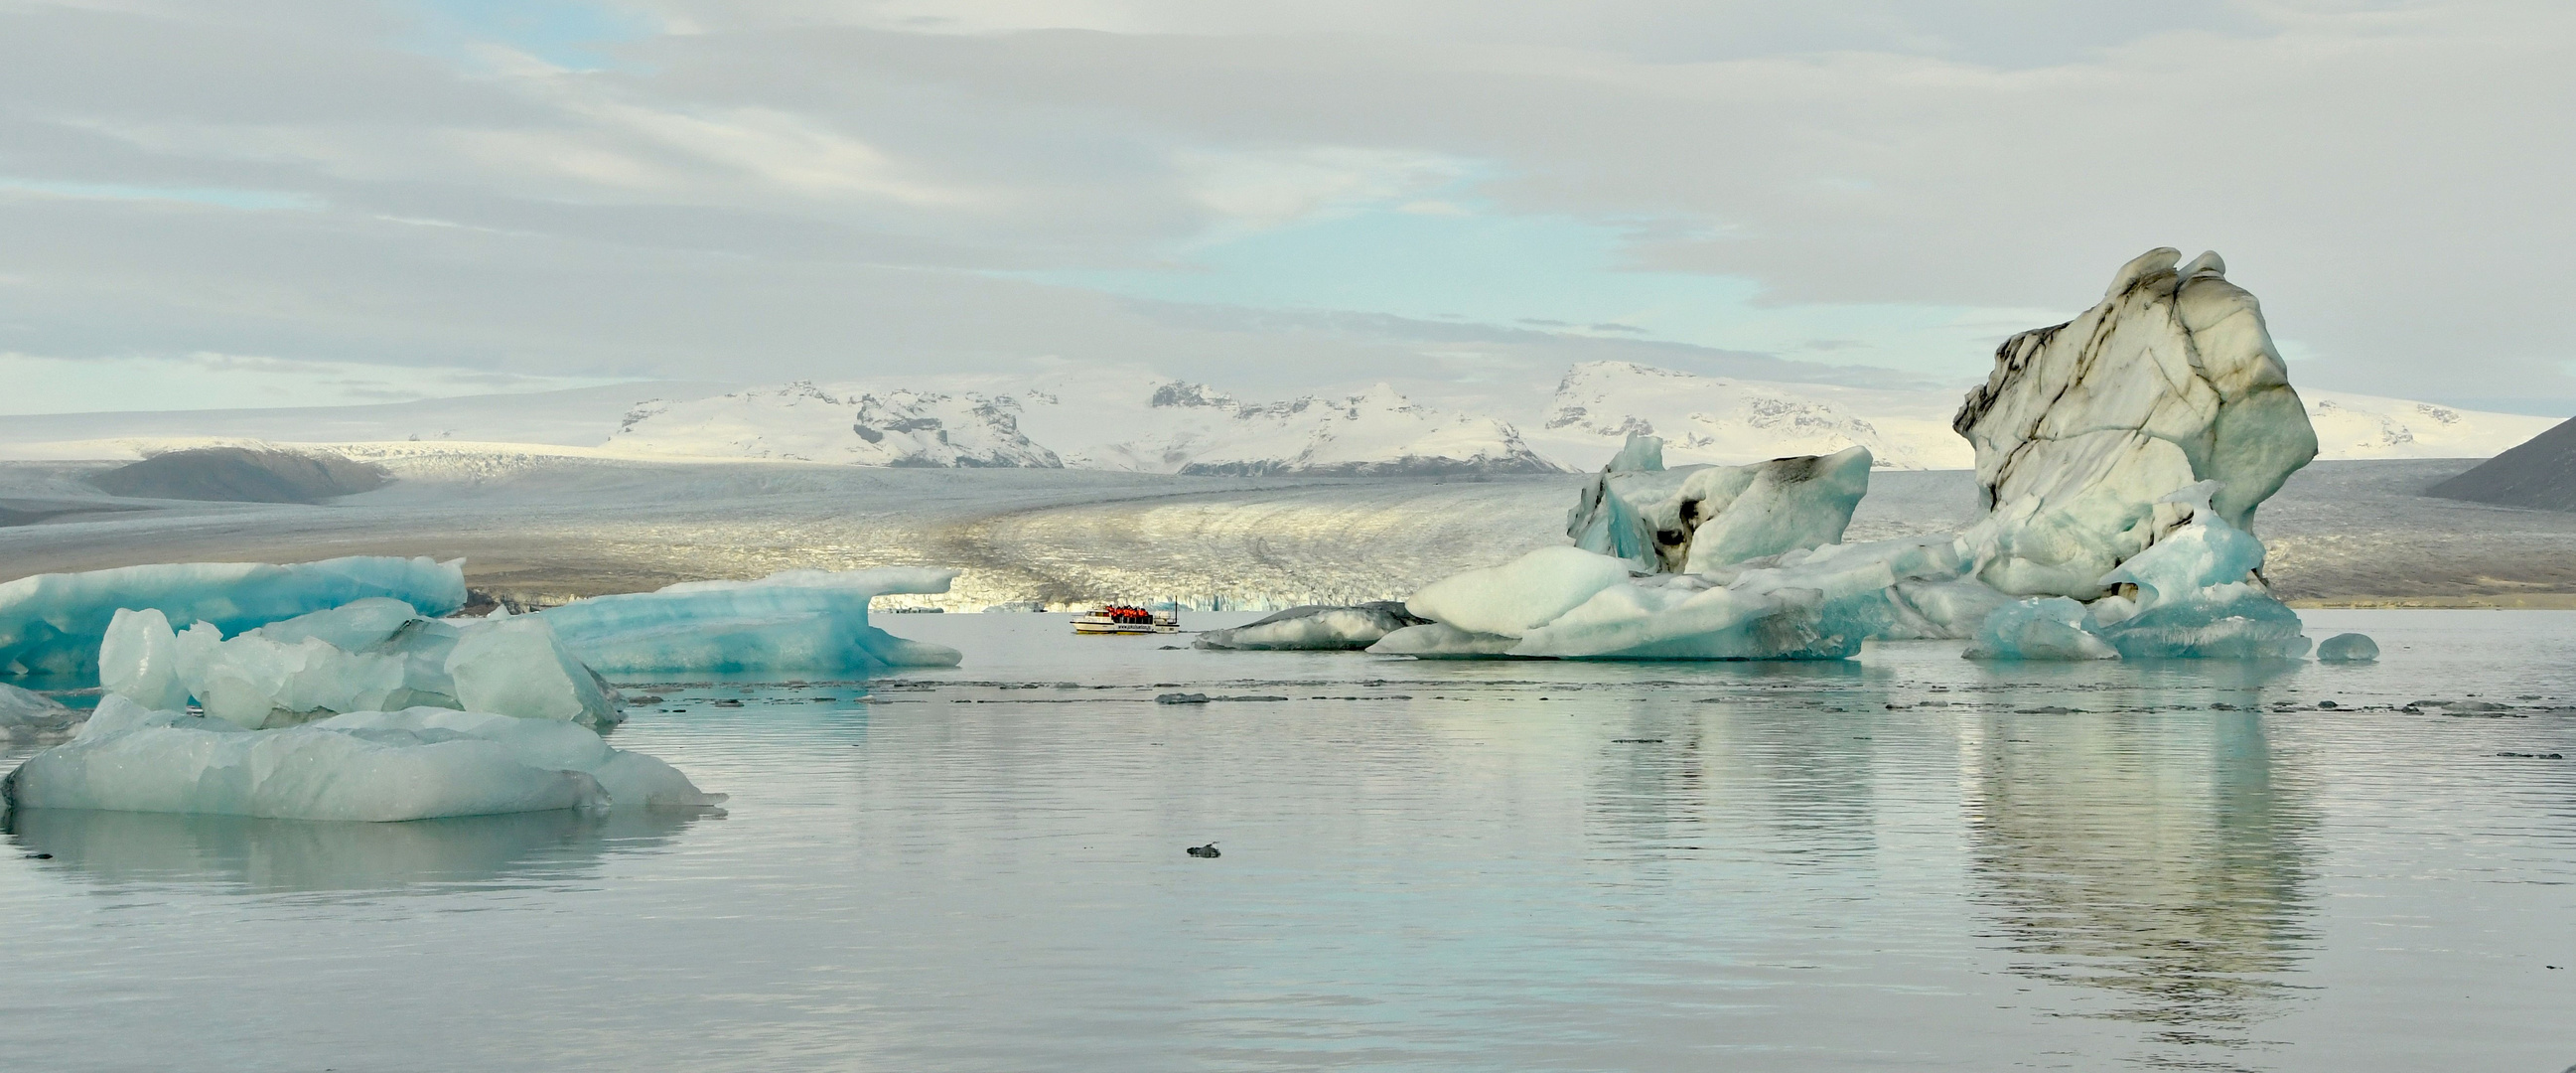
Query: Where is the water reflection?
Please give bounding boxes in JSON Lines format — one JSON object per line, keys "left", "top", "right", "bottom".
{"left": 7, "top": 808, "right": 704, "bottom": 895}
{"left": 1962, "top": 710, "right": 2316, "bottom": 1065}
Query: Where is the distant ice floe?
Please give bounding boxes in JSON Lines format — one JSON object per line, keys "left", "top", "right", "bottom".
{"left": 1364, "top": 248, "right": 2335, "bottom": 663}
{"left": 1193, "top": 602, "right": 1426, "bottom": 651}
{"left": 534, "top": 567, "right": 962, "bottom": 676}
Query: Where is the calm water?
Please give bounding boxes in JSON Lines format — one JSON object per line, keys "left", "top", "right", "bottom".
{"left": 3, "top": 610, "right": 2572, "bottom": 1071}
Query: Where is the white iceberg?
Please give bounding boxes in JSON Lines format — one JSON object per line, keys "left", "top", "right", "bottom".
{"left": 1567, "top": 437, "right": 1871, "bottom": 572}
{"left": 1955, "top": 248, "right": 2318, "bottom": 599}
{"left": 534, "top": 567, "right": 963, "bottom": 675}
{"left": 4, "top": 696, "right": 718, "bottom": 822}
{"left": 0, "top": 556, "right": 466, "bottom": 679}
{"left": 101, "top": 599, "right": 619, "bottom": 729}
{"left": 1193, "top": 602, "right": 1427, "bottom": 651}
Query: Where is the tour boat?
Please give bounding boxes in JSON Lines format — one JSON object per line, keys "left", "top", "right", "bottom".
{"left": 1073, "top": 604, "right": 1179, "bottom": 635}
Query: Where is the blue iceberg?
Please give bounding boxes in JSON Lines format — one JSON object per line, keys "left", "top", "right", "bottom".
{"left": 0, "top": 556, "right": 465, "bottom": 680}
{"left": 535, "top": 567, "right": 963, "bottom": 675}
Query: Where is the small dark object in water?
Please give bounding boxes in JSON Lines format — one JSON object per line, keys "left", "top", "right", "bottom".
{"left": 627, "top": 694, "right": 665, "bottom": 705}
{"left": 1156, "top": 692, "right": 1211, "bottom": 704}
{"left": 1186, "top": 843, "right": 1220, "bottom": 858}
{"left": 2498, "top": 751, "right": 2566, "bottom": 759}
{"left": 712, "top": 699, "right": 744, "bottom": 707}
{"left": 26, "top": 852, "right": 52, "bottom": 859}
{"left": 1611, "top": 738, "right": 1664, "bottom": 743}
{"left": 2317, "top": 699, "right": 2338, "bottom": 708}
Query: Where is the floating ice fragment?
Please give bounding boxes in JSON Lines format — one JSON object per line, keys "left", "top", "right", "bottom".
{"left": 2316, "top": 633, "right": 2379, "bottom": 663}
{"left": 0, "top": 556, "right": 465, "bottom": 679}
{"left": 1194, "top": 602, "right": 1427, "bottom": 651}
{"left": 1963, "top": 597, "right": 2119, "bottom": 661}
{"left": 0, "top": 683, "right": 81, "bottom": 740}
{"left": 5, "top": 696, "right": 719, "bottom": 822}
{"left": 1403, "top": 547, "right": 1632, "bottom": 638}
{"left": 535, "top": 567, "right": 962, "bottom": 675}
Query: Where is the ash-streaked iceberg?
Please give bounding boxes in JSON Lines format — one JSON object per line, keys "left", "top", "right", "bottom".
{"left": 1567, "top": 437, "right": 1871, "bottom": 572}
{"left": 4, "top": 696, "right": 718, "bottom": 822}
{"left": 1377, "top": 250, "right": 2326, "bottom": 663}
{"left": 1193, "top": 602, "right": 1427, "bottom": 651}
{"left": 0, "top": 556, "right": 465, "bottom": 679}
{"left": 100, "top": 600, "right": 620, "bottom": 729}
{"left": 1955, "top": 248, "right": 2318, "bottom": 600}
{"left": 534, "top": 567, "right": 963, "bottom": 675}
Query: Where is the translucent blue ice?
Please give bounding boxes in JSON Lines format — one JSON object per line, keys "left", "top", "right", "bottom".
{"left": 535, "top": 567, "right": 963, "bottom": 675}
{"left": 0, "top": 556, "right": 465, "bottom": 680}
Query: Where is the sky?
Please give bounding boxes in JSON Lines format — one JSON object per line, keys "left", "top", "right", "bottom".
{"left": 4, "top": 0, "right": 2574, "bottom": 415}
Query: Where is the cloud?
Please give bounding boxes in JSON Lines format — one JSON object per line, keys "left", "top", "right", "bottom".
{"left": 2, "top": 0, "right": 2570, "bottom": 412}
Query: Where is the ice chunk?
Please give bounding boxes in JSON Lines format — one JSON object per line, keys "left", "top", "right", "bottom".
{"left": 0, "top": 683, "right": 81, "bottom": 740}
{"left": 0, "top": 556, "right": 465, "bottom": 679}
{"left": 1194, "top": 602, "right": 1427, "bottom": 651}
{"left": 4, "top": 696, "right": 718, "bottom": 822}
{"left": 1566, "top": 442, "right": 1872, "bottom": 573}
{"left": 1402, "top": 547, "right": 1633, "bottom": 638}
{"left": 99, "top": 608, "right": 188, "bottom": 711}
{"left": 2316, "top": 633, "right": 2379, "bottom": 663}
{"left": 1605, "top": 432, "right": 1664, "bottom": 473}
{"left": 1963, "top": 597, "right": 2119, "bottom": 661}
{"left": 104, "top": 600, "right": 619, "bottom": 728}
{"left": 2087, "top": 484, "right": 2309, "bottom": 659}
{"left": 446, "top": 617, "right": 618, "bottom": 726}
{"left": 535, "top": 567, "right": 963, "bottom": 675}
{"left": 1954, "top": 248, "right": 2318, "bottom": 598}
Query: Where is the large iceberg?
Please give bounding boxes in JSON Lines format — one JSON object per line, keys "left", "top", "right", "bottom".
{"left": 4, "top": 696, "right": 718, "bottom": 822}
{"left": 1374, "top": 248, "right": 2324, "bottom": 663}
{"left": 1954, "top": 248, "right": 2318, "bottom": 599}
{"left": 0, "top": 556, "right": 465, "bottom": 679}
{"left": 99, "top": 600, "right": 620, "bottom": 729}
{"left": 1568, "top": 438, "right": 1872, "bottom": 572}
{"left": 1193, "top": 602, "right": 1427, "bottom": 651}
{"left": 534, "top": 567, "right": 963, "bottom": 675}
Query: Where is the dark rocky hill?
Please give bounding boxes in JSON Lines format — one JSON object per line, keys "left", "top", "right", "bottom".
{"left": 2426, "top": 418, "right": 2576, "bottom": 511}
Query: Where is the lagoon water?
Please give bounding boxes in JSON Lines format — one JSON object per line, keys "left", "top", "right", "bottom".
{"left": 3, "top": 609, "right": 2572, "bottom": 1071}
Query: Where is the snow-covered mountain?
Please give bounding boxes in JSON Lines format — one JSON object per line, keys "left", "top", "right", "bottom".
{"left": 1517, "top": 361, "right": 2560, "bottom": 472}
{"left": 1527, "top": 362, "right": 1975, "bottom": 470}
{"left": 2302, "top": 391, "right": 2559, "bottom": 460}
{"left": 611, "top": 383, "right": 1062, "bottom": 467}
{"left": 610, "top": 377, "right": 1560, "bottom": 476}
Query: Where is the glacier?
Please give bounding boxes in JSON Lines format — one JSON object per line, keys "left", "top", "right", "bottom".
{"left": 1193, "top": 602, "right": 1427, "bottom": 651}
{"left": 0, "top": 556, "right": 465, "bottom": 679}
{"left": 533, "top": 567, "right": 963, "bottom": 675}
{"left": 1371, "top": 249, "right": 2331, "bottom": 664}
{"left": 4, "top": 695, "right": 718, "bottom": 822}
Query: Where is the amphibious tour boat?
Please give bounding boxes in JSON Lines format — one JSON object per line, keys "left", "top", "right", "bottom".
{"left": 1073, "top": 604, "right": 1179, "bottom": 635}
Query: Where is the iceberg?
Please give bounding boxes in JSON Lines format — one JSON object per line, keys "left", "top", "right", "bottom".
{"left": 101, "top": 599, "right": 620, "bottom": 729}
{"left": 1954, "top": 248, "right": 2319, "bottom": 599}
{"left": 0, "top": 556, "right": 466, "bottom": 679}
{"left": 1965, "top": 484, "right": 2310, "bottom": 661}
{"left": 4, "top": 696, "right": 718, "bottom": 822}
{"left": 1567, "top": 438, "right": 1871, "bottom": 572}
{"left": 2316, "top": 633, "right": 2379, "bottom": 663}
{"left": 1193, "top": 602, "right": 1427, "bottom": 651}
{"left": 1375, "top": 249, "right": 2328, "bottom": 664}
{"left": 1, "top": 683, "right": 81, "bottom": 740}
{"left": 534, "top": 567, "right": 962, "bottom": 675}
